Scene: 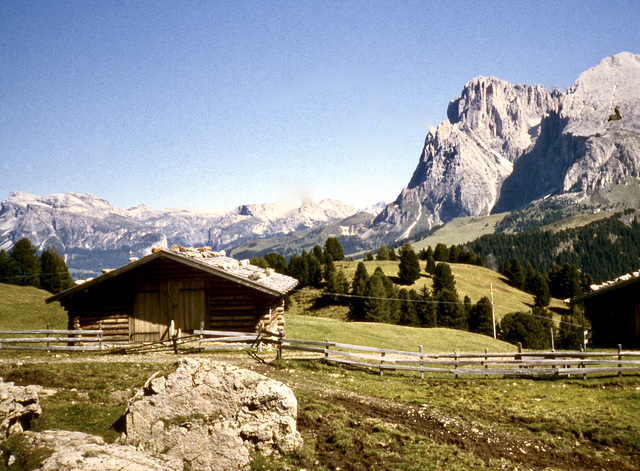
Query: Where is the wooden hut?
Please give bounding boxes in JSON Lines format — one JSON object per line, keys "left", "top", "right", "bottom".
{"left": 46, "top": 246, "right": 298, "bottom": 342}
{"left": 569, "top": 270, "right": 640, "bottom": 348}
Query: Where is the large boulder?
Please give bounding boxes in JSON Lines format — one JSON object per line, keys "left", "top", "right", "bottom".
{"left": 119, "top": 359, "right": 302, "bottom": 471}
{"left": 0, "top": 430, "right": 181, "bottom": 470}
{"left": 0, "top": 381, "right": 42, "bottom": 440}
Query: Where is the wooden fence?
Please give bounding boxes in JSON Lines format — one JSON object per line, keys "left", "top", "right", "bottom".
{"left": 276, "top": 337, "right": 640, "bottom": 379}
{"left": 2, "top": 325, "right": 640, "bottom": 379}
{"left": 0, "top": 326, "right": 104, "bottom": 351}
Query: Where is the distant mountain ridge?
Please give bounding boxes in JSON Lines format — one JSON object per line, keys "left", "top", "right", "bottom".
{"left": 0, "top": 191, "right": 356, "bottom": 273}
{"left": 371, "top": 52, "right": 640, "bottom": 241}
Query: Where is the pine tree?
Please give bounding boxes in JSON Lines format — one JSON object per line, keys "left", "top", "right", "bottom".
{"left": 531, "top": 273, "right": 551, "bottom": 307}
{"left": 468, "top": 296, "right": 494, "bottom": 336}
{"left": 0, "top": 249, "right": 13, "bottom": 285}
{"left": 417, "top": 285, "right": 437, "bottom": 327}
{"left": 433, "top": 243, "right": 449, "bottom": 262}
{"left": 449, "top": 245, "right": 460, "bottom": 263}
{"left": 432, "top": 262, "right": 456, "bottom": 295}
{"left": 363, "top": 268, "right": 399, "bottom": 324}
{"left": 388, "top": 248, "right": 398, "bottom": 261}
{"left": 398, "top": 289, "right": 421, "bottom": 326}
{"left": 324, "top": 237, "right": 344, "bottom": 261}
{"left": 507, "top": 258, "right": 525, "bottom": 290}
{"left": 435, "top": 289, "right": 465, "bottom": 329}
{"left": 288, "top": 254, "right": 309, "bottom": 287}
{"left": 39, "top": 247, "right": 73, "bottom": 294}
{"left": 323, "top": 254, "right": 335, "bottom": 283}
{"left": 264, "top": 253, "right": 288, "bottom": 274}
{"left": 364, "top": 251, "right": 374, "bottom": 261}
{"left": 305, "top": 251, "right": 323, "bottom": 287}
{"left": 312, "top": 245, "right": 325, "bottom": 264}
{"left": 376, "top": 244, "right": 390, "bottom": 260}
{"left": 397, "top": 243, "right": 421, "bottom": 284}
{"left": 349, "top": 262, "right": 369, "bottom": 321}
{"left": 9, "top": 238, "right": 40, "bottom": 287}
{"left": 425, "top": 255, "right": 436, "bottom": 275}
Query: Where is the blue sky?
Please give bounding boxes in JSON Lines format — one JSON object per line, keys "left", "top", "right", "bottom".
{"left": 1, "top": 1, "right": 639, "bottom": 212}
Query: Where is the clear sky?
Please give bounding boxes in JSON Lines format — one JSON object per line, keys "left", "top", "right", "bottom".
{"left": 1, "top": 1, "right": 639, "bottom": 212}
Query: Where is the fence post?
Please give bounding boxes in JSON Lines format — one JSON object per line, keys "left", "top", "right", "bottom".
{"left": 98, "top": 325, "right": 103, "bottom": 350}
{"left": 454, "top": 350, "right": 458, "bottom": 379}
{"left": 46, "top": 323, "right": 50, "bottom": 350}
{"left": 199, "top": 320, "right": 204, "bottom": 349}
{"left": 380, "top": 350, "right": 385, "bottom": 376}
{"left": 276, "top": 331, "right": 283, "bottom": 361}
{"left": 579, "top": 344, "right": 586, "bottom": 380}
{"left": 484, "top": 348, "right": 488, "bottom": 379}
{"left": 324, "top": 339, "right": 329, "bottom": 361}
{"left": 618, "top": 344, "right": 623, "bottom": 378}
{"left": 419, "top": 345, "right": 424, "bottom": 379}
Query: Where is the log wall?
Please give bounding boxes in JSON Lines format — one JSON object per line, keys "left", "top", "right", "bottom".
{"left": 58, "top": 257, "right": 287, "bottom": 342}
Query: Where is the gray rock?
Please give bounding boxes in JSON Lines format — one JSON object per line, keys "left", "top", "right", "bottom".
{"left": 0, "top": 381, "right": 42, "bottom": 440}
{"left": 119, "top": 359, "right": 302, "bottom": 471}
{"left": 1, "top": 430, "right": 181, "bottom": 471}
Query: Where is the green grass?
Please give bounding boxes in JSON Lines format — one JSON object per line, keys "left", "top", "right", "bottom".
{"left": 0, "top": 284, "right": 67, "bottom": 331}
{"left": 285, "top": 314, "right": 516, "bottom": 353}
{"left": 412, "top": 212, "right": 509, "bottom": 249}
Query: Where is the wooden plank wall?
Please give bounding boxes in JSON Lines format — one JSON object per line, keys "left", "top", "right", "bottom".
{"left": 60, "top": 257, "right": 287, "bottom": 341}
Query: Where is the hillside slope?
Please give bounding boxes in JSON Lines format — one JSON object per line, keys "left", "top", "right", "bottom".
{"left": 0, "top": 284, "right": 67, "bottom": 330}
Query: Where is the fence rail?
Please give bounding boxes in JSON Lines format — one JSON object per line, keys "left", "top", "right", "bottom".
{"left": 276, "top": 337, "right": 640, "bottom": 379}
{"left": 0, "top": 326, "right": 104, "bottom": 351}
{"left": 2, "top": 325, "right": 639, "bottom": 379}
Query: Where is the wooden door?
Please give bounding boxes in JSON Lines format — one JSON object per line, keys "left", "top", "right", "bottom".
{"left": 175, "top": 280, "right": 207, "bottom": 332}
{"left": 131, "top": 290, "right": 168, "bottom": 342}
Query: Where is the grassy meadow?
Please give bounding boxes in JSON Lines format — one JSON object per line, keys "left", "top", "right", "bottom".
{"left": 1, "top": 275, "right": 639, "bottom": 470}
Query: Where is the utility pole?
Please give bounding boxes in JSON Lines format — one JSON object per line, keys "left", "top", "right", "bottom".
{"left": 490, "top": 283, "right": 496, "bottom": 339}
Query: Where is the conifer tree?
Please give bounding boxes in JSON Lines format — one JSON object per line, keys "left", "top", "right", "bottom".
{"left": 433, "top": 243, "right": 449, "bottom": 262}
{"left": 468, "top": 296, "right": 494, "bottom": 336}
{"left": 425, "top": 255, "right": 436, "bottom": 275}
{"left": 432, "top": 262, "right": 456, "bottom": 295}
{"left": 364, "top": 251, "right": 374, "bottom": 261}
{"left": 435, "top": 289, "right": 465, "bottom": 329}
{"left": 388, "top": 248, "right": 398, "bottom": 261}
{"left": 398, "top": 288, "right": 421, "bottom": 326}
{"left": 323, "top": 237, "right": 344, "bottom": 261}
{"left": 9, "top": 238, "right": 40, "bottom": 287}
{"left": 397, "top": 243, "right": 421, "bottom": 284}
{"left": 264, "top": 253, "right": 289, "bottom": 274}
{"left": 349, "top": 262, "right": 369, "bottom": 321}
{"left": 376, "top": 244, "right": 390, "bottom": 261}
{"left": 363, "top": 267, "right": 399, "bottom": 324}
{"left": 0, "top": 249, "right": 13, "bottom": 285}
{"left": 39, "top": 247, "right": 73, "bottom": 294}
{"left": 417, "top": 285, "right": 437, "bottom": 327}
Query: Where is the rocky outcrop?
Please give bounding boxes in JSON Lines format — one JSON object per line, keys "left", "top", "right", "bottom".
{"left": 0, "top": 430, "right": 181, "bottom": 471}
{"left": 119, "top": 359, "right": 302, "bottom": 471}
{"left": 373, "top": 52, "right": 640, "bottom": 240}
{"left": 0, "top": 381, "right": 42, "bottom": 440}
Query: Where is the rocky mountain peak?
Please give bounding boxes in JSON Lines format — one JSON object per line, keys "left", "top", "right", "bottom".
{"left": 372, "top": 52, "right": 640, "bottom": 241}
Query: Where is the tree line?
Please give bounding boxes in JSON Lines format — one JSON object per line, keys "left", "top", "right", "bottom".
{"left": 465, "top": 210, "right": 640, "bottom": 283}
{"left": 0, "top": 238, "right": 74, "bottom": 294}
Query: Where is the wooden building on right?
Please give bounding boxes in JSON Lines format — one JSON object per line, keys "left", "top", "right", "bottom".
{"left": 569, "top": 271, "right": 640, "bottom": 348}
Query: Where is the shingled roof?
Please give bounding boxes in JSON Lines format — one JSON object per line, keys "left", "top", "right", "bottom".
{"left": 47, "top": 245, "right": 298, "bottom": 303}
